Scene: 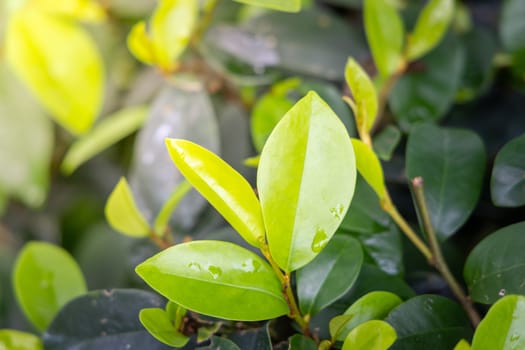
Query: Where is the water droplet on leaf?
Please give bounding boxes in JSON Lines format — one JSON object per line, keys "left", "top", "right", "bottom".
{"left": 499, "top": 288, "right": 506, "bottom": 297}
{"left": 188, "top": 262, "right": 202, "bottom": 272}
{"left": 311, "top": 228, "right": 329, "bottom": 253}
{"left": 207, "top": 265, "right": 222, "bottom": 279}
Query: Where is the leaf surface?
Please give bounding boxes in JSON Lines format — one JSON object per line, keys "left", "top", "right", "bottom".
{"left": 342, "top": 320, "right": 397, "bottom": 350}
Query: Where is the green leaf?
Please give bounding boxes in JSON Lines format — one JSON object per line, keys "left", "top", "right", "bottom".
{"left": 233, "top": 0, "right": 301, "bottom": 13}
{"left": 385, "top": 295, "right": 472, "bottom": 349}
{"left": 490, "top": 133, "right": 525, "bottom": 207}
{"left": 42, "top": 289, "right": 173, "bottom": 350}
{"left": 105, "top": 177, "right": 150, "bottom": 237}
{"left": 363, "top": 0, "right": 404, "bottom": 77}
{"left": 455, "top": 339, "right": 471, "bottom": 350}
{"left": 13, "top": 241, "right": 87, "bottom": 331}
{"left": 500, "top": 0, "right": 525, "bottom": 52}
{"left": 330, "top": 314, "right": 354, "bottom": 340}
{"left": 464, "top": 221, "right": 525, "bottom": 304}
{"left": 136, "top": 240, "right": 289, "bottom": 321}
{"left": 166, "top": 139, "right": 265, "bottom": 247}
{"left": 471, "top": 295, "right": 525, "bottom": 350}
{"left": 351, "top": 138, "right": 386, "bottom": 199}
{"left": 258, "top": 91, "right": 356, "bottom": 272}
{"left": 344, "top": 58, "right": 378, "bottom": 132}
{"left": 139, "top": 308, "right": 190, "bottom": 348}
{"left": 198, "top": 336, "right": 241, "bottom": 350}
{"left": 6, "top": 11, "right": 103, "bottom": 135}
{"left": 61, "top": 105, "right": 148, "bottom": 175}
{"left": 406, "top": 123, "right": 486, "bottom": 240}
{"left": 21, "top": 0, "right": 107, "bottom": 22}
{"left": 153, "top": 180, "right": 192, "bottom": 234}
{"left": 373, "top": 125, "right": 401, "bottom": 161}
{"left": 297, "top": 235, "right": 363, "bottom": 316}
{"left": 406, "top": 0, "right": 455, "bottom": 60}
{"left": 289, "top": 334, "right": 317, "bottom": 350}
{"left": 342, "top": 320, "right": 397, "bottom": 350}
{"left": 0, "top": 330, "right": 43, "bottom": 350}
{"left": 335, "top": 291, "right": 402, "bottom": 341}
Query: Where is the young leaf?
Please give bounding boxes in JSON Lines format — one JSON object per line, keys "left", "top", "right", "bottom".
{"left": 344, "top": 58, "right": 378, "bottom": 133}
{"left": 471, "top": 295, "right": 525, "bottom": 350}
{"left": 342, "top": 320, "right": 397, "bottom": 350}
{"left": 165, "top": 139, "right": 265, "bottom": 247}
{"left": 105, "top": 177, "right": 150, "bottom": 237}
{"left": 464, "top": 221, "right": 525, "bottom": 304}
{"left": 0, "top": 329, "right": 43, "bottom": 350}
{"left": 6, "top": 11, "right": 103, "bottom": 135}
{"left": 297, "top": 235, "right": 363, "bottom": 316}
{"left": 351, "top": 138, "right": 386, "bottom": 199}
{"left": 136, "top": 240, "right": 289, "bottom": 321}
{"left": 490, "top": 133, "right": 525, "bottom": 207}
{"left": 455, "top": 339, "right": 471, "bottom": 350}
{"left": 258, "top": 91, "right": 356, "bottom": 272}
{"left": 363, "top": 0, "right": 404, "bottom": 77}
{"left": 406, "top": 124, "right": 486, "bottom": 240}
{"left": 153, "top": 180, "right": 192, "bottom": 235}
{"left": 13, "top": 242, "right": 87, "bottom": 331}
{"left": 139, "top": 308, "right": 190, "bottom": 348}
{"left": 406, "top": 0, "right": 455, "bottom": 60}
{"left": 232, "top": 0, "right": 301, "bottom": 13}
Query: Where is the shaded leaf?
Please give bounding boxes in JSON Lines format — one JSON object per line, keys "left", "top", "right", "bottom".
{"left": 500, "top": 0, "right": 525, "bottom": 52}
{"left": 13, "top": 242, "right": 87, "bottom": 331}
{"left": 351, "top": 138, "right": 386, "bottom": 199}
{"left": 228, "top": 323, "right": 272, "bottom": 350}
{"left": 345, "top": 58, "right": 378, "bottom": 132}
{"left": 258, "top": 91, "right": 356, "bottom": 272}
{"left": 406, "top": 123, "right": 486, "bottom": 240}
{"left": 289, "top": 334, "right": 316, "bottom": 350}
{"left": 491, "top": 133, "right": 525, "bottom": 207}
{"left": 297, "top": 235, "right": 363, "bottom": 316}
{"left": 464, "top": 221, "right": 525, "bottom": 304}
{"left": 153, "top": 180, "right": 192, "bottom": 234}
{"left": 136, "top": 240, "right": 289, "bottom": 321}
{"left": 139, "top": 308, "right": 189, "bottom": 347}
{"left": 198, "top": 336, "right": 241, "bottom": 350}
{"left": 0, "top": 329, "right": 42, "bottom": 350}
{"left": 342, "top": 320, "right": 397, "bottom": 350}
{"left": 233, "top": 0, "right": 300, "bottom": 12}
{"left": 373, "top": 125, "right": 401, "bottom": 161}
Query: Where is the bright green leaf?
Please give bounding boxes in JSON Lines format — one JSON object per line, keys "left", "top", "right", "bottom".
{"left": 139, "top": 308, "right": 190, "bottom": 348}
{"left": 344, "top": 58, "right": 378, "bottom": 132}
{"left": 342, "top": 320, "right": 397, "bottom": 350}
{"left": 22, "top": 0, "right": 106, "bottom": 22}
{"left": 464, "top": 221, "right": 525, "bottom": 304}
{"left": 364, "top": 0, "right": 404, "bottom": 77}
{"left": 258, "top": 91, "right": 356, "bottom": 272}
{"left": 0, "top": 330, "right": 42, "bottom": 350}
{"left": 406, "top": 0, "right": 455, "bottom": 60}
{"left": 351, "top": 138, "right": 386, "bottom": 199}
{"left": 233, "top": 0, "right": 301, "bottom": 13}
{"left": 13, "top": 241, "right": 87, "bottom": 331}
{"left": 6, "top": 11, "right": 104, "bottom": 135}
{"left": 136, "top": 240, "right": 289, "bottom": 321}
{"left": 105, "top": 177, "right": 150, "bottom": 237}
{"left": 61, "top": 105, "right": 148, "bottom": 175}
{"left": 406, "top": 124, "right": 486, "bottom": 240}
{"left": 490, "top": 133, "right": 525, "bottom": 207}
{"left": 297, "top": 235, "right": 363, "bottom": 316}
{"left": 500, "top": 0, "right": 525, "bottom": 53}
{"left": 165, "top": 139, "right": 265, "bottom": 247}
{"left": 455, "top": 339, "right": 471, "bottom": 350}
{"left": 330, "top": 314, "right": 354, "bottom": 340}
{"left": 471, "top": 295, "right": 525, "bottom": 350}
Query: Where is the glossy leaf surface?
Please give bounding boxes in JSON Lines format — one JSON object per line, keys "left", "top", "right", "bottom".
{"left": 43, "top": 289, "right": 172, "bottom": 350}
{"left": 62, "top": 106, "right": 148, "bottom": 174}
{"left": 500, "top": 0, "right": 525, "bottom": 52}
{"left": 471, "top": 295, "right": 525, "bottom": 350}
{"left": 139, "top": 308, "right": 189, "bottom": 347}
{"left": 0, "top": 330, "right": 42, "bottom": 350}
{"left": 14, "top": 242, "right": 87, "bottom": 331}
{"left": 342, "top": 320, "right": 397, "bottom": 350}
{"left": 406, "top": 124, "right": 486, "bottom": 240}
{"left": 166, "top": 139, "right": 264, "bottom": 247}
{"left": 6, "top": 11, "right": 103, "bottom": 134}
{"left": 406, "top": 0, "right": 455, "bottom": 60}
{"left": 344, "top": 58, "right": 378, "bottom": 132}
{"left": 289, "top": 334, "right": 317, "bottom": 350}
{"left": 364, "top": 0, "right": 404, "bottom": 77}
{"left": 136, "top": 240, "right": 289, "bottom": 321}
{"left": 385, "top": 295, "right": 472, "bottom": 349}
{"left": 297, "top": 235, "right": 363, "bottom": 316}
{"left": 351, "top": 138, "right": 386, "bottom": 199}
{"left": 455, "top": 339, "right": 471, "bottom": 350}
{"left": 233, "top": 0, "right": 300, "bottom": 12}
{"left": 490, "top": 133, "right": 525, "bottom": 207}
{"left": 258, "top": 91, "right": 356, "bottom": 272}
{"left": 105, "top": 178, "right": 150, "bottom": 237}
{"left": 464, "top": 222, "right": 525, "bottom": 304}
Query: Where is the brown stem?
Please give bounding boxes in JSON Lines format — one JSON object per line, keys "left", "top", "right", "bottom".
{"left": 411, "top": 177, "right": 481, "bottom": 327}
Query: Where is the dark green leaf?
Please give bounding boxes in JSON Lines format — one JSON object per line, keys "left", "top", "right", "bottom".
{"left": 373, "top": 125, "right": 401, "bottom": 161}
{"left": 198, "top": 336, "right": 241, "bottom": 350}
{"left": 297, "top": 235, "right": 363, "bottom": 316}
{"left": 289, "top": 334, "right": 316, "bottom": 350}
{"left": 139, "top": 308, "right": 189, "bottom": 348}
{"left": 406, "top": 123, "right": 486, "bottom": 240}
{"left": 385, "top": 295, "right": 472, "bottom": 350}
{"left": 491, "top": 133, "right": 525, "bottom": 207}
{"left": 464, "top": 221, "right": 525, "bottom": 304}
{"left": 43, "top": 289, "right": 173, "bottom": 350}
{"left": 228, "top": 323, "right": 272, "bottom": 350}
{"left": 500, "top": 0, "right": 525, "bottom": 52}
{"left": 0, "top": 330, "right": 42, "bottom": 350}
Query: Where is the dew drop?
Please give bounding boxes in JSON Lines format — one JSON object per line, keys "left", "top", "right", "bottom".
{"left": 188, "top": 262, "right": 202, "bottom": 272}
{"left": 240, "top": 259, "right": 258, "bottom": 273}
{"left": 499, "top": 288, "right": 506, "bottom": 297}
{"left": 207, "top": 265, "right": 222, "bottom": 279}
{"left": 311, "top": 228, "right": 329, "bottom": 253}
{"left": 329, "top": 208, "right": 340, "bottom": 220}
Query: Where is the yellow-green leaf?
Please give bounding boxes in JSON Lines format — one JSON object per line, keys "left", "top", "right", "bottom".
{"left": 165, "top": 139, "right": 265, "bottom": 247}
{"left": 344, "top": 58, "right": 378, "bottom": 133}
{"left": 0, "top": 329, "right": 43, "bottom": 350}
{"left": 5, "top": 11, "right": 104, "bottom": 134}
{"left": 233, "top": 0, "right": 301, "bottom": 13}
{"left": 22, "top": 0, "right": 106, "bottom": 22}
{"left": 127, "top": 21, "right": 155, "bottom": 65}
{"left": 105, "top": 177, "right": 150, "bottom": 237}
{"left": 406, "top": 0, "right": 455, "bottom": 60}
{"left": 351, "top": 138, "right": 386, "bottom": 199}
{"left": 454, "top": 339, "right": 471, "bottom": 350}
{"left": 342, "top": 320, "right": 397, "bottom": 350}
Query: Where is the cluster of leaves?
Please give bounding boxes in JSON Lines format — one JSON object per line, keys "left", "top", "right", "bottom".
{"left": 2, "top": 0, "right": 525, "bottom": 349}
